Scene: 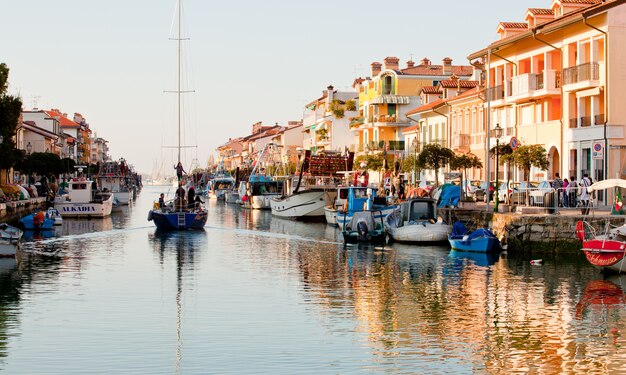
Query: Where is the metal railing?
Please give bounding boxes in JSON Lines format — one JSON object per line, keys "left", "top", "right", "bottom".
{"left": 486, "top": 85, "right": 505, "bottom": 101}
{"left": 488, "top": 186, "right": 597, "bottom": 214}
{"left": 580, "top": 116, "right": 592, "bottom": 127}
{"left": 594, "top": 113, "right": 605, "bottom": 125}
{"left": 563, "top": 62, "right": 600, "bottom": 85}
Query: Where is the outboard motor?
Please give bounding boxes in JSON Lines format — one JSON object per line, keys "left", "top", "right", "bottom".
{"left": 357, "top": 220, "right": 369, "bottom": 241}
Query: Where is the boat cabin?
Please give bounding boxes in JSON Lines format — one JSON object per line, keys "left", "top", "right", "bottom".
{"left": 406, "top": 198, "right": 436, "bottom": 222}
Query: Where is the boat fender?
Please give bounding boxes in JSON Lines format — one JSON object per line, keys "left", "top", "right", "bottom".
{"left": 530, "top": 259, "right": 542, "bottom": 265}
{"left": 147, "top": 210, "right": 153, "bottom": 221}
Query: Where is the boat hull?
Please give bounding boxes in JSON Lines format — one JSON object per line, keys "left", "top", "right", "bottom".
{"left": 0, "top": 224, "right": 23, "bottom": 257}
{"left": 270, "top": 190, "right": 334, "bottom": 219}
{"left": 249, "top": 194, "right": 281, "bottom": 210}
{"left": 581, "top": 239, "right": 626, "bottom": 273}
{"left": 55, "top": 194, "right": 114, "bottom": 218}
{"left": 449, "top": 236, "right": 500, "bottom": 253}
{"left": 324, "top": 206, "right": 338, "bottom": 226}
{"left": 387, "top": 224, "right": 451, "bottom": 243}
{"left": 225, "top": 191, "right": 239, "bottom": 204}
{"left": 19, "top": 214, "right": 55, "bottom": 230}
{"left": 149, "top": 210, "right": 208, "bottom": 230}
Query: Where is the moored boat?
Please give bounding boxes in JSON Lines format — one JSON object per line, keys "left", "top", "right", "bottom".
{"left": 448, "top": 221, "right": 500, "bottom": 253}
{"left": 54, "top": 177, "right": 114, "bottom": 218}
{"left": 342, "top": 210, "right": 386, "bottom": 244}
{"left": 19, "top": 209, "right": 55, "bottom": 230}
{"left": 333, "top": 186, "right": 395, "bottom": 228}
{"left": 384, "top": 197, "right": 451, "bottom": 243}
{"left": 0, "top": 223, "right": 23, "bottom": 257}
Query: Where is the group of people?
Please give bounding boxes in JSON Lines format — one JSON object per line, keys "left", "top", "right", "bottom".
{"left": 551, "top": 172, "right": 593, "bottom": 212}
{"left": 157, "top": 183, "right": 205, "bottom": 212}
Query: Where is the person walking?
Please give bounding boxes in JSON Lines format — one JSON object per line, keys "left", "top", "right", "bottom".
{"left": 562, "top": 178, "right": 569, "bottom": 207}
{"left": 552, "top": 173, "right": 564, "bottom": 207}
{"left": 568, "top": 177, "right": 578, "bottom": 208}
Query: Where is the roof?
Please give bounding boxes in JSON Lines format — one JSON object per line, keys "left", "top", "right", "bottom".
{"left": 468, "top": 0, "right": 625, "bottom": 61}
{"left": 561, "top": 0, "right": 602, "bottom": 4}
{"left": 19, "top": 121, "right": 60, "bottom": 139}
{"left": 44, "top": 109, "right": 80, "bottom": 128}
{"left": 403, "top": 124, "right": 420, "bottom": 133}
{"left": 445, "top": 87, "right": 483, "bottom": 103}
{"left": 527, "top": 8, "right": 554, "bottom": 15}
{"left": 406, "top": 98, "right": 447, "bottom": 116}
{"left": 439, "top": 80, "right": 479, "bottom": 89}
{"left": 400, "top": 64, "right": 473, "bottom": 77}
{"left": 498, "top": 22, "right": 528, "bottom": 29}
{"left": 421, "top": 86, "right": 442, "bottom": 94}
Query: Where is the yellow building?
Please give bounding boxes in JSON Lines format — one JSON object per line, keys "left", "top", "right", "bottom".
{"left": 352, "top": 56, "right": 473, "bottom": 156}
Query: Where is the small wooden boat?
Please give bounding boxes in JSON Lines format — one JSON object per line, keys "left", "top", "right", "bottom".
{"left": 448, "top": 222, "right": 501, "bottom": 253}
{"left": 0, "top": 223, "right": 23, "bottom": 257}
{"left": 342, "top": 210, "right": 386, "bottom": 244}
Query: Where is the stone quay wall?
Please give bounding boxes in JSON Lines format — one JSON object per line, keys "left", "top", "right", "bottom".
{"left": 0, "top": 198, "right": 48, "bottom": 225}
{"left": 439, "top": 207, "right": 626, "bottom": 255}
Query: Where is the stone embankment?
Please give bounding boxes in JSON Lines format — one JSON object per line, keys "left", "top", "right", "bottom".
{"left": 0, "top": 198, "right": 48, "bottom": 225}
{"left": 439, "top": 206, "right": 624, "bottom": 254}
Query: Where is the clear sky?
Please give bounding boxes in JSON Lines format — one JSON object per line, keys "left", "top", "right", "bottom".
{"left": 2, "top": 0, "right": 546, "bottom": 175}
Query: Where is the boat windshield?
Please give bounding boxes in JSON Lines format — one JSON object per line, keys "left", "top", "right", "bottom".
{"left": 409, "top": 200, "right": 434, "bottom": 221}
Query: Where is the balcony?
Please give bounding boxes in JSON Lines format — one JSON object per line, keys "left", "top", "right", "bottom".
{"left": 570, "top": 114, "right": 605, "bottom": 128}
{"left": 388, "top": 140, "right": 405, "bottom": 151}
{"left": 595, "top": 113, "right": 605, "bottom": 125}
{"left": 485, "top": 85, "right": 505, "bottom": 101}
{"left": 452, "top": 134, "right": 470, "bottom": 151}
{"left": 562, "top": 62, "right": 601, "bottom": 91}
{"left": 509, "top": 70, "right": 561, "bottom": 102}
{"left": 349, "top": 116, "right": 364, "bottom": 129}
{"left": 372, "top": 115, "right": 410, "bottom": 127}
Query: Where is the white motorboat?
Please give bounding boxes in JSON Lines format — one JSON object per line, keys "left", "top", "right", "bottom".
{"left": 208, "top": 175, "right": 236, "bottom": 200}
{"left": 55, "top": 177, "right": 114, "bottom": 218}
{"left": 270, "top": 176, "right": 337, "bottom": 220}
{"left": 96, "top": 160, "right": 134, "bottom": 205}
{"left": 0, "top": 223, "right": 23, "bottom": 257}
{"left": 384, "top": 198, "right": 451, "bottom": 243}
{"left": 47, "top": 207, "right": 63, "bottom": 225}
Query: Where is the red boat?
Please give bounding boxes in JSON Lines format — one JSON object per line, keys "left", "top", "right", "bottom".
{"left": 576, "top": 221, "right": 626, "bottom": 273}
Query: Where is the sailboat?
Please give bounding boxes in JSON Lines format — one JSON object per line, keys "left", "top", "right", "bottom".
{"left": 148, "top": 0, "right": 208, "bottom": 231}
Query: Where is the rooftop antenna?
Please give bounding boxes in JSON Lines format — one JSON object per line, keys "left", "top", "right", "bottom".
{"left": 31, "top": 95, "right": 41, "bottom": 110}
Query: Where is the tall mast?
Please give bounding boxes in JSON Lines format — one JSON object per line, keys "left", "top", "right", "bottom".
{"left": 177, "top": 0, "right": 182, "bottom": 164}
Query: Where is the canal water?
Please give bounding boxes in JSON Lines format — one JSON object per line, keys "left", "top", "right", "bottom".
{"left": 1, "top": 186, "right": 626, "bottom": 373}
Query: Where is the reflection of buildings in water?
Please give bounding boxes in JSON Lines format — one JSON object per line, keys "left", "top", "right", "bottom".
{"left": 61, "top": 217, "right": 113, "bottom": 236}
{"left": 0, "top": 257, "right": 20, "bottom": 358}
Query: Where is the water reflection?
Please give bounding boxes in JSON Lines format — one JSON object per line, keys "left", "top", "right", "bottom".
{"left": 449, "top": 249, "right": 501, "bottom": 267}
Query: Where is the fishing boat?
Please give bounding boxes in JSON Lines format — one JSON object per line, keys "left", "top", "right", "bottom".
{"left": 271, "top": 150, "right": 351, "bottom": 220}
{"left": 148, "top": 0, "right": 207, "bottom": 231}
{"left": 576, "top": 179, "right": 626, "bottom": 273}
{"left": 238, "top": 143, "right": 283, "bottom": 210}
{"left": 342, "top": 209, "right": 386, "bottom": 244}
{"left": 208, "top": 175, "right": 236, "bottom": 200}
{"left": 54, "top": 175, "right": 114, "bottom": 218}
{"left": 384, "top": 197, "right": 451, "bottom": 243}
{"left": 47, "top": 207, "right": 63, "bottom": 225}
{"left": 95, "top": 159, "right": 134, "bottom": 205}
{"left": 19, "top": 209, "right": 55, "bottom": 230}
{"left": 331, "top": 186, "right": 395, "bottom": 228}
{"left": 0, "top": 223, "right": 23, "bottom": 257}
{"left": 448, "top": 221, "right": 501, "bottom": 253}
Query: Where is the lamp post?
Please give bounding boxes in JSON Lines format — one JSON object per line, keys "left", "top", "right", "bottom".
{"left": 412, "top": 138, "right": 418, "bottom": 184}
{"left": 26, "top": 141, "right": 32, "bottom": 186}
{"left": 493, "top": 123, "right": 503, "bottom": 213}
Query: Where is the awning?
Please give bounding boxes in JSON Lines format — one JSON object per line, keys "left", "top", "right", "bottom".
{"left": 576, "top": 87, "right": 602, "bottom": 99}
{"left": 370, "top": 95, "right": 411, "bottom": 104}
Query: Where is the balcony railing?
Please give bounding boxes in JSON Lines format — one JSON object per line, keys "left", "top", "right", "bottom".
{"left": 349, "top": 116, "right": 364, "bottom": 127}
{"left": 580, "top": 116, "right": 592, "bottom": 127}
{"left": 388, "top": 140, "right": 405, "bottom": 151}
{"left": 452, "top": 134, "right": 470, "bottom": 149}
{"left": 563, "top": 62, "right": 599, "bottom": 85}
{"left": 569, "top": 118, "right": 578, "bottom": 128}
{"left": 486, "top": 85, "right": 504, "bottom": 101}
{"left": 594, "top": 114, "right": 605, "bottom": 125}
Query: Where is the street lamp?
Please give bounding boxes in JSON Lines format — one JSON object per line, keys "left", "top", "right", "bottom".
{"left": 26, "top": 141, "right": 32, "bottom": 186}
{"left": 412, "top": 138, "right": 418, "bottom": 184}
{"left": 493, "top": 123, "right": 503, "bottom": 213}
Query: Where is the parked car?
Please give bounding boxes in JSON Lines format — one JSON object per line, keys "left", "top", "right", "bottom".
{"left": 462, "top": 180, "right": 483, "bottom": 201}
{"left": 497, "top": 181, "right": 519, "bottom": 204}
{"left": 528, "top": 180, "right": 555, "bottom": 205}
{"left": 475, "top": 181, "right": 496, "bottom": 202}
{"left": 508, "top": 181, "right": 539, "bottom": 205}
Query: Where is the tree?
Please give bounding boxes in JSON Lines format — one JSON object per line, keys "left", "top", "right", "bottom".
{"left": 418, "top": 143, "right": 454, "bottom": 186}
{"left": 501, "top": 145, "right": 550, "bottom": 204}
{"left": 450, "top": 153, "right": 483, "bottom": 199}
{"left": 354, "top": 154, "right": 385, "bottom": 171}
{"left": 0, "top": 63, "right": 23, "bottom": 181}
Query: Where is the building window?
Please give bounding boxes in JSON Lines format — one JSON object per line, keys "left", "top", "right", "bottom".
{"left": 383, "top": 75, "right": 393, "bottom": 95}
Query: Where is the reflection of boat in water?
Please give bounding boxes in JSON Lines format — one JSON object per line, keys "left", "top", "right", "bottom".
{"left": 449, "top": 250, "right": 500, "bottom": 267}
{"left": 575, "top": 275, "right": 626, "bottom": 319}
{"left": 60, "top": 217, "right": 114, "bottom": 236}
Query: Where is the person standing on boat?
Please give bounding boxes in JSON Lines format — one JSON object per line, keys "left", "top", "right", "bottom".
{"left": 187, "top": 186, "right": 196, "bottom": 209}
{"left": 158, "top": 193, "right": 165, "bottom": 208}
{"left": 175, "top": 183, "right": 186, "bottom": 211}
{"left": 174, "top": 162, "right": 186, "bottom": 182}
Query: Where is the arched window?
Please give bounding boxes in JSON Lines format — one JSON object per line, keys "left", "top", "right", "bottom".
{"left": 383, "top": 75, "right": 393, "bottom": 95}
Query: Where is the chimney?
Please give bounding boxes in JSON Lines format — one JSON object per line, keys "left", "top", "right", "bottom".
{"left": 371, "top": 62, "right": 382, "bottom": 76}
{"left": 421, "top": 57, "right": 431, "bottom": 66}
{"left": 406, "top": 60, "right": 415, "bottom": 68}
{"left": 384, "top": 56, "right": 399, "bottom": 71}
{"left": 442, "top": 57, "right": 453, "bottom": 75}
{"left": 326, "top": 85, "right": 334, "bottom": 103}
